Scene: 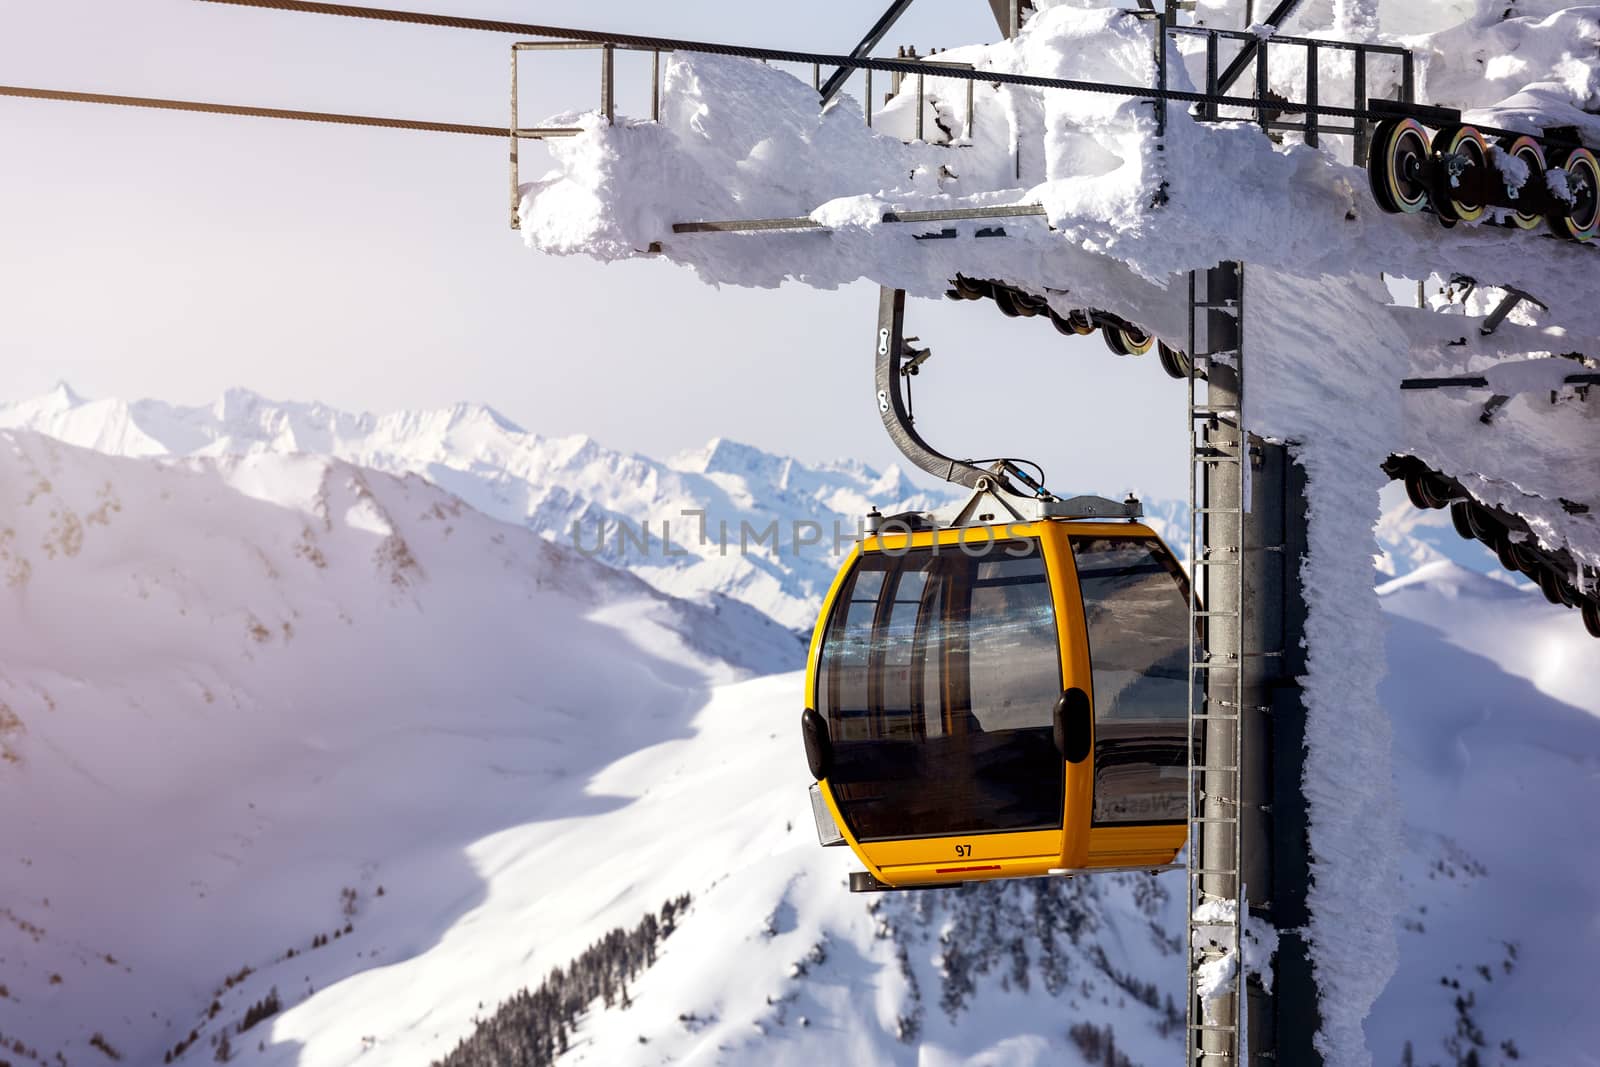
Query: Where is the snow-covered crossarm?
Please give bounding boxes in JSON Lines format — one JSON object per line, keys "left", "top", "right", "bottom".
{"left": 517, "top": 7, "right": 1598, "bottom": 325}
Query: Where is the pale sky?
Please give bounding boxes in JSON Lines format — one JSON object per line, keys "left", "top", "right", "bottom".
{"left": 0, "top": 0, "right": 1188, "bottom": 499}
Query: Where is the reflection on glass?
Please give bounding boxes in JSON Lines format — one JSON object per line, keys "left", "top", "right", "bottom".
{"left": 1070, "top": 536, "right": 1191, "bottom": 825}
{"left": 817, "top": 542, "right": 1065, "bottom": 841}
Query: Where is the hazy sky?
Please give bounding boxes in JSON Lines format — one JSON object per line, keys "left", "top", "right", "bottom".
{"left": 0, "top": 0, "right": 1189, "bottom": 499}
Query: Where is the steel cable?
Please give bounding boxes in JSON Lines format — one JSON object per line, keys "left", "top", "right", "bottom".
{"left": 0, "top": 83, "right": 503, "bottom": 136}
{"left": 196, "top": 0, "right": 1382, "bottom": 120}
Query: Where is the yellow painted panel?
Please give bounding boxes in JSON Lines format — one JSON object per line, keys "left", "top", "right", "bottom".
{"left": 809, "top": 517, "right": 1184, "bottom": 886}
{"left": 865, "top": 829, "right": 1063, "bottom": 868}
{"left": 1086, "top": 824, "right": 1187, "bottom": 866}
{"left": 876, "top": 854, "right": 1065, "bottom": 887}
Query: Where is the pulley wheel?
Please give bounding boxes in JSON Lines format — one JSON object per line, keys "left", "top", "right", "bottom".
{"left": 1066, "top": 310, "right": 1096, "bottom": 335}
{"left": 1549, "top": 146, "right": 1599, "bottom": 242}
{"left": 1157, "top": 341, "right": 1191, "bottom": 380}
{"left": 953, "top": 275, "right": 988, "bottom": 300}
{"left": 1411, "top": 470, "right": 1454, "bottom": 510}
{"left": 1494, "top": 531, "right": 1520, "bottom": 573}
{"left": 1100, "top": 323, "right": 1152, "bottom": 356}
{"left": 993, "top": 286, "right": 1024, "bottom": 317}
{"left": 1371, "top": 118, "right": 1432, "bottom": 214}
{"left": 1540, "top": 567, "right": 1576, "bottom": 607}
{"left": 1582, "top": 598, "right": 1600, "bottom": 638}
{"left": 1368, "top": 119, "right": 1399, "bottom": 212}
{"left": 995, "top": 286, "right": 1040, "bottom": 317}
{"left": 1495, "top": 135, "right": 1546, "bottom": 230}
{"left": 1431, "top": 125, "right": 1490, "bottom": 224}
{"left": 1464, "top": 501, "right": 1500, "bottom": 544}
{"left": 1404, "top": 471, "right": 1434, "bottom": 511}
{"left": 1450, "top": 501, "right": 1475, "bottom": 540}
{"left": 1420, "top": 471, "right": 1455, "bottom": 509}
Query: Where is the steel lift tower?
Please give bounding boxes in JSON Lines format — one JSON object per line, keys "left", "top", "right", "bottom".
{"left": 1183, "top": 263, "right": 1317, "bottom": 1067}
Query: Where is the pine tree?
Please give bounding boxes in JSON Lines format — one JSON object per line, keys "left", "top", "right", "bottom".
{"left": 434, "top": 895, "right": 688, "bottom": 1067}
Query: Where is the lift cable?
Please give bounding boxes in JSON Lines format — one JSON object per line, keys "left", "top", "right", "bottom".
{"left": 196, "top": 0, "right": 1479, "bottom": 133}
{"left": 203, "top": 0, "right": 1590, "bottom": 154}
{"left": 0, "top": 84, "right": 503, "bottom": 137}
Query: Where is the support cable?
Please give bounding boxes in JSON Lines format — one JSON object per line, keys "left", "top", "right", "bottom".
{"left": 196, "top": 0, "right": 1426, "bottom": 127}
{"left": 0, "top": 83, "right": 502, "bottom": 136}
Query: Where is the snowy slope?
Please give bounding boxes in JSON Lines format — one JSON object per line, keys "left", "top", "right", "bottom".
{"left": 362, "top": 563, "right": 1599, "bottom": 1067}
{"left": 1, "top": 428, "right": 1592, "bottom": 1067}
{"left": 1368, "top": 562, "right": 1600, "bottom": 1067}
{"left": 0, "top": 428, "right": 799, "bottom": 1067}
{"left": 136, "top": 529, "right": 1600, "bottom": 1067}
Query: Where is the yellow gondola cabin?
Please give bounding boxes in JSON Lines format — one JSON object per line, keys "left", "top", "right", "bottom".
{"left": 802, "top": 516, "right": 1192, "bottom": 891}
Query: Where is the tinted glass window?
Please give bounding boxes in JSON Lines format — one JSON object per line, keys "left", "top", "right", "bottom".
{"left": 879, "top": 567, "right": 927, "bottom": 737}
{"left": 821, "top": 564, "right": 884, "bottom": 741}
{"left": 968, "top": 556, "right": 1063, "bottom": 732}
{"left": 816, "top": 541, "right": 1065, "bottom": 841}
{"left": 1070, "top": 536, "right": 1190, "bottom": 825}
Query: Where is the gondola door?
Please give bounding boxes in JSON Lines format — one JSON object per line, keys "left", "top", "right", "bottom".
{"left": 1066, "top": 533, "right": 1192, "bottom": 835}
{"left": 814, "top": 529, "right": 1074, "bottom": 883}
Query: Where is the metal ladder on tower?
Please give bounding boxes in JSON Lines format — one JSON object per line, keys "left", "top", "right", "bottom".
{"left": 1185, "top": 261, "right": 1248, "bottom": 1066}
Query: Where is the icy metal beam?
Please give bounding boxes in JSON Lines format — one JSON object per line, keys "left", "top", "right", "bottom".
{"left": 670, "top": 217, "right": 825, "bottom": 234}
{"left": 1401, "top": 372, "right": 1598, "bottom": 390}
{"left": 1186, "top": 263, "right": 1320, "bottom": 1067}
{"left": 670, "top": 203, "right": 1048, "bottom": 235}
{"left": 872, "top": 286, "right": 1018, "bottom": 493}
{"left": 986, "top": 0, "right": 1027, "bottom": 39}
{"left": 817, "top": 0, "right": 918, "bottom": 108}
{"left": 1216, "top": 0, "right": 1304, "bottom": 93}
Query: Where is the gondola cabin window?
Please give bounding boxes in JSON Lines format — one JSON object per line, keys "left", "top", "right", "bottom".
{"left": 1069, "top": 535, "right": 1191, "bottom": 826}
{"left": 816, "top": 541, "right": 1065, "bottom": 842}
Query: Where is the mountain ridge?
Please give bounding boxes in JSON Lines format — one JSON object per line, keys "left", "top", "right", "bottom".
{"left": 0, "top": 384, "right": 1521, "bottom": 626}
{"left": 0, "top": 386, "right": 955, "bottom": 631}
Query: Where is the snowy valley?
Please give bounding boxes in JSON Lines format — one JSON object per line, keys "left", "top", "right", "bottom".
{"left": 0, "top": 390, "right": 1593, "bottom": 1067}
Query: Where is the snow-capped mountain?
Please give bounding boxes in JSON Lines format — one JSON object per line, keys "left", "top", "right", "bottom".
{"left": 0, "top": 386, "right": 1510, "bottom": 627}
{"left": 0, "top": 385, "right": 955, "bottom": 632}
